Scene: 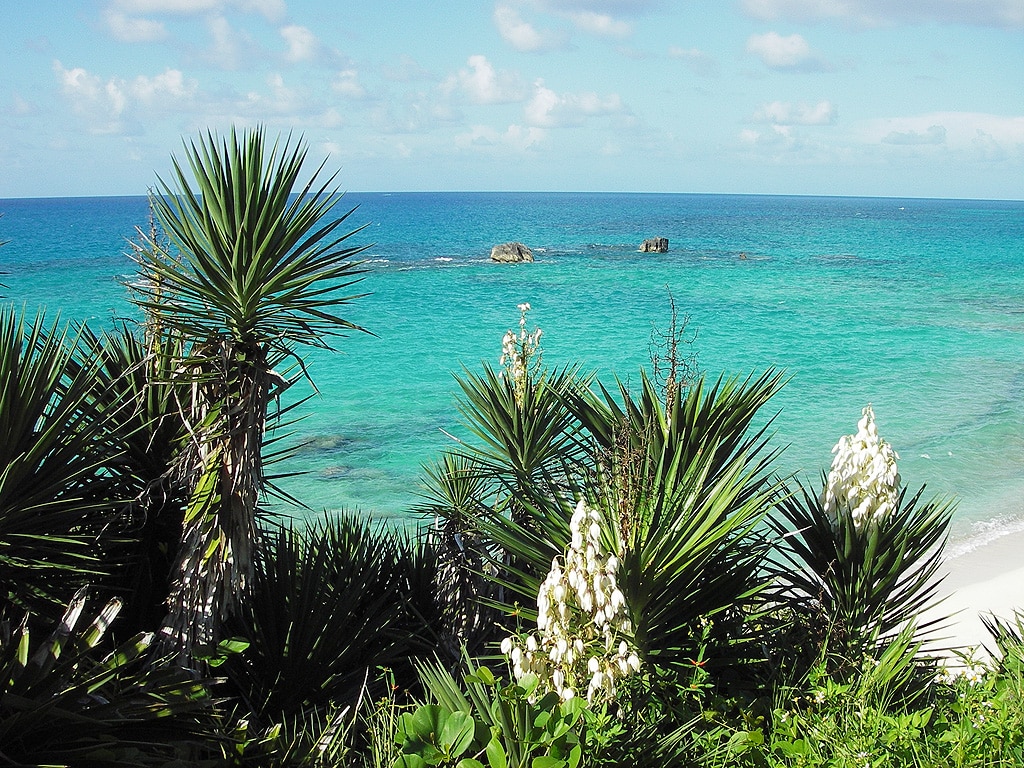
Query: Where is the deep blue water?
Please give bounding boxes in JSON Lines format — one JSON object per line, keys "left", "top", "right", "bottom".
{"left": 3, "top": 192, "right": 1023, "bottom": 552}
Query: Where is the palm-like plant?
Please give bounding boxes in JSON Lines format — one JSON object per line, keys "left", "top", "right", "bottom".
{"left": 222, "top": 514, "right": 442, "bottom": 720}
{"left": 510, "top": 370, "right": 786, "bottom": 678}
{"left": 129, "top": 126, "right": 370, "bottom": 657}
{"left": 416, "top": 451, "right": 499, "bottom": 654}
{"left": 447, "top": 356, "right": 786, "bottom": 683}
{"left": 0, "top": 307, "right": 129, "bottom": 619}
{"left": 772, "top": 480, "right": 954, "bottom": 663}
{"left": 77, "top": 324, "right": 192, "bottom": 638}
{"left": 453, "top": 362, "right": 592, "bottom": 494}
{"left": 0, "top": 589, "right": 214, "bottom": 767}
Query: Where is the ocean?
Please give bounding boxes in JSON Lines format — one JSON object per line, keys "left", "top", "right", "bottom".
{"left": 2, "top": 192, "right": 1023, "bottom": 554}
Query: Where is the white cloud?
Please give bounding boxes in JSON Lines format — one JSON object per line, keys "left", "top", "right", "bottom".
{"left": 244, "top": 72, "right": 305, "bottom": 115}
{"left": 108, "top": 0, "right": 286, "bottom": 20}
{"left": 882, "top": 124, "right": 947, "bottom": 145}
{"left": 53, "top": 61, "right": 196, "bottom": 134}
{"left": 443, "top": 55, "right": 527, "bottom": 104}
{"left": 381, "top": 54, "right": 434, "bottom": 83}
{"left": 104, "top": 10, "right": 168, "bottom": 41}
{"left": 369, "top": 89, "right": 458, "bottom": 134}
{"left": 524, "top": 79, "right": 624, "bottom": 128}
{"left": 753, "top": 100, "right": 837, "bottom": 125}
{"left": 746, "top": 31, "right": 828, "bottom": 71}
{"left": 11, "top": 92, "right": 36, "bottom": 116}
{"left": 862, "top": 112, "right": 1024, "bottom": 155}
{"left": 970, "top": 130, "right": 1009, "bottom": 161}
{"left": 55, "top": 64, "right": 125, "bottom": 132}
{"left": 131, "top": 68, "right": 193, "bottom": 101}
{"left": 110, "top": 0, "right": 219, "bottom": 11}
{"left": 102, "top": 0, "right": 287, "bottom": 44}
{"left": 455, "top": 123, "right": 546, "bottom": 151}
{"left": 569, "top": 10, "right": 631, "bottom": 36}
{"left": 280, "top": 25, "right": 318, "bottom": 63}
{"left": 511, "top": 0, "right": 652, "bottom": 40}
{"left": 739, "top": 124, "right": 799, "bottom": 150}
{"left": 741, "top": 0, "right": 1024, "bottom": 28}
{"left": 534, "top": 0, "right": 660, "bottom": 14}
{"left": 668, "top": 46, "right": 719, "bottom": 77}
{"left": 204, "top": 15, "right": 246, "bottom": 69}
{"left": 232, "top": 0, "right": 286, "bottom": 18}
{"left": 333, "top": 69, "right": 367, "bottom": 99}
{"left": 494, "top": 4, "right": 565, "bottom": 51}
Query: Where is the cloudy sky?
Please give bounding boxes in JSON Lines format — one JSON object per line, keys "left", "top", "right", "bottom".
{"left": 1, "top": 0, "right": 1022, "bottom": 199}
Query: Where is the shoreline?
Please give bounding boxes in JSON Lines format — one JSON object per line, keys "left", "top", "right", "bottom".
{"left": 925, "top": 525, "right": 1024, "bottom": 657}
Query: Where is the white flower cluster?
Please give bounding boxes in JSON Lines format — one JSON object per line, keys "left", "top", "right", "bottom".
{"left": 501, "top": 499, "right": 641, "bottom": 704}
{"left": 936, "top": 659, "right": 988, "bottom": 686}
{"left": 499, "top": 303, "right": 542, "bottom": 403}
{"left": 821, "top": 405, "right": 901, "bottom": 531}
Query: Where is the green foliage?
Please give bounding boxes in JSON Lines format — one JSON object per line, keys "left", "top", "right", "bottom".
{"left": 458, "top": 366, "right": 787, "bottom": 683}
{"left": 981, "top": 609, "right": 1024, "bottom": 663}
{"left": 772, "top": 479, "right": 955, "bottom": 663}
{"left": 393, "top": 705, "right": 481, "bottom": 766}
{"left": 641, "top": 621, "right": 1024, "bottom": 768}
{"left": 132, "top": 125, "right": 369, "bottom": 348}
{"left": 398, "top": 656, "right": 586, "bottom": 768}
{"left": 127, "top": 125, "right": 372, "bottom": 658}
{"left": 416, "top": 452, "right": 501, "bottom": 654}
{"left": 931, "top": 644, "right": 1024, "bottom": 766}
{"left": 223, "top": 514, "right": 443, "bottom": 721}
{"left": 77, "top": 323, "right": 193, "bottom": 638}
{"left": 0, "top": 308, "right": 130, "bottom": 617}
{"left": 453, "top": 361, "right": 592, "bottom": 494}
{"left": 225, "top": 701, "right": 359, "bottom": 767}
{"left": 0, "top": 589, "right": 215, "bottom": 767}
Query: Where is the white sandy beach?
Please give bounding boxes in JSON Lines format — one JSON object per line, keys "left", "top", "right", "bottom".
{"left": 925, "top": 527, "right": 1024, "bottom": 658}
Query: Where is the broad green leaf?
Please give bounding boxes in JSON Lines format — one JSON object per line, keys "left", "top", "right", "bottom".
{"left": 485, "top": 738, "right": 508, "bottom": 768}
{"left": 411, "top": 704, "right": 446, "bottom": 741}
{"left": 441, "top": 710, "right": 477, "bottom": 756}
{"left": 393, "top": 755, "right": 429, "bottom": 768}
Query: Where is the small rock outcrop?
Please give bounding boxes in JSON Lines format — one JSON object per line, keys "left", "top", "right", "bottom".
{"left": 639, "top": 237, "right": 669, "bottom": 253}
{"left": 490, "top": 242, "right": 534, "bottom": 263}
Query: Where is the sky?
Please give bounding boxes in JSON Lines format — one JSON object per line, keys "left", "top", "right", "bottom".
{"left": 1, "top": 0, "right": 1023, "bottom": 199}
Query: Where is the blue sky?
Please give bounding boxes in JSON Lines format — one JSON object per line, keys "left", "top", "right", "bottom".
{"left": 1, "top": 0, "right": 1022, "bottom": 199}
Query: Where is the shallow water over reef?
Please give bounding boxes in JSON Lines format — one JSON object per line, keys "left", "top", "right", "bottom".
{"left": 3, "top": 191, "right": 1023, "bottom": 549}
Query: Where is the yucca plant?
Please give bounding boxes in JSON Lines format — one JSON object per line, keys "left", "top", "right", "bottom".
{"left": 982, "top": 610, "right": 1024, "bottom": 666}
{"left": 228, "top": 701, "right": 359, "bottom": 767}
{"left": 0, "top": 307, "right": 131, "bottom": 619}
{"left": 129, "top": 126, "right": 371, "bottom": 658}
{"left": 222, "top": 514, "right": 443, "bottom": 723}
{"left": 771, "top": 406, "right": 955, "bottom": 668}
{"left": 73, "top": 323, "right": 194, "bottom": 639}
{"left": 774, "top": 484, "right": 953, "bottom": 658}
{"left": 416, "top": 451, "right": 500, "bottom": 654}
{"left": 433, "top": 318, "right": 595, "bottom": 652}
{"left": 453, "top": 361, "right": 592, "bottom": 494}
{"left": 438, "top": 365, "right": 595, "bottom": 665}
{"left": 0, "top": 588, "right": 215, "bottom": 767}
{"left": 567, "top": 370, "right": 785, "bottom": 679}
{"left": 462, "top": 366, "right": 786, "bottom": 682}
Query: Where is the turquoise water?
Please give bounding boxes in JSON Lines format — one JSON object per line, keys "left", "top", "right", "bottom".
{"left": 3, "top": 192, "right": 1023, "bottom": 551}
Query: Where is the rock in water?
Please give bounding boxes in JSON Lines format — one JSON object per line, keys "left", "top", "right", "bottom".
{"left": 490, "top": 242, "right": 535, "bottom": 263}
{"left": 639, "top": 237, "right": 669, "bottom": 253}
